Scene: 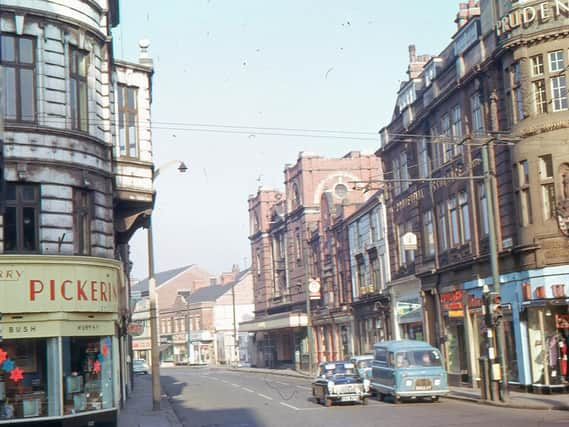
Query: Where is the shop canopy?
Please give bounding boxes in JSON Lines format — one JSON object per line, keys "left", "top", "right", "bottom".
{"left": 240, "top": 312, "right": 308, "bottom": 332}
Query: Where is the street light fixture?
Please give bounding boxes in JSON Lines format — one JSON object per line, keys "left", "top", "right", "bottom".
{"left": 147, "top": 160, "right": 188, "bottom": 411}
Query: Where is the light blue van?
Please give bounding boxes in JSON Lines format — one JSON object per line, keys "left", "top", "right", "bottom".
{"left": 370, "top": 340, "right": 449, "bottom": 403}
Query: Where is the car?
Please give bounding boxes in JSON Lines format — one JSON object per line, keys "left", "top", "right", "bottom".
{"left": 370, "top": 340, "right": 449, "bottom": 404}
{"left": 350, "top": 355, "right": 373, "bottom": 393}
{"left": 132, "top": 359, "right": 149, "bottom": 375}
{"left": 311, "top": 361, "right": 370, "bottom": 407}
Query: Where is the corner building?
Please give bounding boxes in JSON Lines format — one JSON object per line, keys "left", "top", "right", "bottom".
{"left": 379, "top": 0, "right": 569, "bottom": 392}
{"left": 0, "top": 1, "right": 154, "bottom": 425}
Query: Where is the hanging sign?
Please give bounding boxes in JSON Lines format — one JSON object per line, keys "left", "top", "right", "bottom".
{"left": 308, "top": 279, "right": 321, "bottom": 300}
{"left": 556, "top": 314, "right": 569, "bottom": 329}
{"left": 402, "top": 232, "right": 418, "bottom": 251}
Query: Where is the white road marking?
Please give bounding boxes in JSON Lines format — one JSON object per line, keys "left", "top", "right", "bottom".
{"left": 231, "top": 383, "right": 240, "bottom": 387}
{"left": 242, "top": 387, "right": 255, "bottom": 393}
{"left": 275, "top": 381, "right": 289, "bottom": 386}
{"left": 280, "top": 402, "right": 299, "bottom": 410}
{"left": 257, "top": 393, "right": 273, "bottom": 400}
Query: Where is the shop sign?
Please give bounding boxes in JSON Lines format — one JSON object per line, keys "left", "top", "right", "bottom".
{"left": 0, "top": 257, "right": 121, "bottom": 314}
{"left": 401, "top": 232, "right": 418, "bottom": 251}
{"left": 440, "top": 290, "right": 464, "bottom": 311}
{"left": 496, "top": 0, "right": 569, "bottom": 36}
{"left": 447, "top": 310, "right": 465, "bottom": 318}
{"left": 393, "top": 189, "right": 425, "bottom": 212}
{"left": 468, "top": 294, "right": 483, "bottom": 314}
{"left": 1, "top": 320, "right": 114, "bottom": 338}
{"left": 127, "top": 322, "right": 145, "bottom": 337}
{"left": 132, "top": 339, "right": 151, "bottom": 350}
{"left": 308, "top": 278, "right": 321, "bottom": 300}
{"left": 173, "top": 333, "right": 187, "bottom": 343}
{"left": 556, "top": 314, "right": 569, "bottom": 329}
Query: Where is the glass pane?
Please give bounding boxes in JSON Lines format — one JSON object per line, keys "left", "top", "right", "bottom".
{"left": 22, "top": 185, "right": 36, "bottom": 201}
{"left": 1, "top": 35, "right": 16, "bottom": 61}
{"left": 79, "top": 81, "right": 88, "bottom": 131}
{"left": 127, "top": 87, "right": 136, "bottom": 109}
{"left": 19, "top": 68, "right": 35, "bottom": 121}
{"left": 62, "top": 336, "right": 114, "bottom": 414}
{"left": 4, "top": 207, "right": 17, "bottom": 251}
{"left": 70, "top": 50, "right": 77, "bottom": 74}
{"left": 78, "top": 52, "right": 87, "bottom": 76}
{"left": 19, "top": 38, "right": 34, "bottom": 64}
{"left": 3, "top": 67, "right": 17, "bottom": 119}
{"left": 70, "top": 79, "right": 77, "bottom": 128}
{"left": 5, "top": 184, "right": 16, "bottom": 201}
{"left": 23, "top": 207, "right": 36, "bottom": 250}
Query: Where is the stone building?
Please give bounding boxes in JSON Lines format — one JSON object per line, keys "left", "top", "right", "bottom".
{"left": 0, "top": 0, "right": 155, "bottom": 425}
{"left": 378, "top": 0, "right": 569, "bottom": 392}
{"left": 243, "top": 151, "right": 380, "bottom": 369}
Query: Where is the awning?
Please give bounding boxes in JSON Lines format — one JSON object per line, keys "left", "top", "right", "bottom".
{"left": 240, "top": 312, "right": 307, "bottom": 332}
{"left": 398, "top": 307, "right": 423, "bottom": 325}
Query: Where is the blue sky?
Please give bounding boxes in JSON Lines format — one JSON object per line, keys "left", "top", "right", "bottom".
{"left": 114, "top": 0, "right": 459, "bottom": 281}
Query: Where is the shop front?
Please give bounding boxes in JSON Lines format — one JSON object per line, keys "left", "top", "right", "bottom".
{"left": 439, "top": 289, "right": 470, "bottom": 385}
{"left": 352, "top": 294, "right": 391, "bottom": 355}
{"left": 0, "top": 256, "right": 123, "bottom": 426}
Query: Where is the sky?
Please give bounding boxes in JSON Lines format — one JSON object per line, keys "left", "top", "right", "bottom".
{"left": 114, "top": 0, "right": 459, "bottom": 282}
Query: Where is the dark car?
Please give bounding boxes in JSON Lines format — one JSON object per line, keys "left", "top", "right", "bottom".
{"left": 311, "top": 361, "right": 370, "bottom": 407}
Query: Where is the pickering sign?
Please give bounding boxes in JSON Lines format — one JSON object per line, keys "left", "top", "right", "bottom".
{"left": 496, "top": 0, "right": 569, "bottom": 36}
{"left": 0, "top": 257, "right": 121, "bottom": 313}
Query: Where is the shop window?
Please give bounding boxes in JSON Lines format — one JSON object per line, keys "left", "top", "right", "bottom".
{"left": 1, "top": 34, "right": 36, "bottom": 122}
{"left": 117, "top": 84, "right": 139, "bottom": 158}
{"left": 73, "top": 188, "right": 93, "bottom": 255}
{"left": 3, "top": 183, "right": 40, "bottom": 253}
{"left": 69, "top": 46, "right": 89, "bottom": 132}
{"left": 0, "top": 338, "right": 60, "bottom": 420}
{"left": 62, "top": 336, "right": 114, "bottom": 415}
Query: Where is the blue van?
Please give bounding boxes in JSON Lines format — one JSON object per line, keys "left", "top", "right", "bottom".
{"left": 370, "top": 340, "right": 449, "bottom": 403}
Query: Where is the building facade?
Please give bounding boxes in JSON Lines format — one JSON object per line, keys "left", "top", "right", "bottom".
{"left": 378, "top": 0, "right": 569, "bottom": 392}
{"left": 0, "top": 0, "right": 156, "bottom": 425}
{"left": 243, "top": 151, "right": 380, "bottom": 370}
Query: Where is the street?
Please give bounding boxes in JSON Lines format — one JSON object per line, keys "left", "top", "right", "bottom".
{"left": 153, "top": 367, "right": 569, "bottom": 427}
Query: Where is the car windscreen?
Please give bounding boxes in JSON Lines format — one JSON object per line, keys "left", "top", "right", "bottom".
{"left": 395, "top": 350, "right": 442, "bottom": 368}
{"left": 356, "top": 360, "right": 372, "bottom": 369}
{"left": 322, "top": 362, "right": 356, "bottom": 376}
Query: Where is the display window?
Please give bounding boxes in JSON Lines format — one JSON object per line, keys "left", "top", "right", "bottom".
{"left": 0, "top": 338, "right": 60, "bottom": 421}
{"left": 445, "top": 321, "right": 468, "bottom": 376}
{"left": 62, "top": 336, "right": 114, "bottom": 415}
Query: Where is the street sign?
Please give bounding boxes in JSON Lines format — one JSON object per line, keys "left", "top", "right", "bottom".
{"left": 308, "top": 278, "right": 321, "bottom": 300}
{"left": 127, "top": 322, "right": 144, "bottom": 337}
{"left": 402, "top": 232, "right": 418, "bottom": 251}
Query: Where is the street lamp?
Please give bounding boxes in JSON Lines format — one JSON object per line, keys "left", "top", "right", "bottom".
{"left": 147, "top": 160, "right": 188, "bottom": 411}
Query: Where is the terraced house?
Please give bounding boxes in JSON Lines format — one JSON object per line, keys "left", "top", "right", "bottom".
{"left": 0, "top": 1, "right": 155, "bottom": 425}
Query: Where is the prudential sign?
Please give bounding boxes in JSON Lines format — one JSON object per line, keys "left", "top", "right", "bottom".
{"left": 496, "top": 0, "right": 569, "bottom": 36}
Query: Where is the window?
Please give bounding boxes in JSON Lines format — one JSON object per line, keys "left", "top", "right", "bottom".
{"left": 431, "top": 126, "right": 444, "bottom": 169}
{"left": 291, "top": 183, "right": 301, "bottom": 209}
{"left": 531, "top": 54, "right": 544, "bottom": 76}
{"left": 533, "top": 80, "right": 548, "bottom": 114}
{"left": 437, "top": 204, "right": 448, "bottom": 251}
{"left": 117, "top": 85, "right": 139, "bottom": 157}
{"left": 398, "top": 221, "right": 415, "bottom": 267}
{"left": 539, "top": 154, "right": 556, "bottom": 221}
{"left": 400, "top": 151, "right": 409, "bottom": 192}
{"left": 73, "top": 189, "right": 93, "bottom": 255}
{"left": 356, "top": 255, "right": 366, "bottom": 294}
{"left": 458, "top": 191, "right": 471, "bottom": 242}
{"left": 549, "top": 50, "right": 565, "bottom": 73}
{"left": 69, "top": 47, "right": 89, "bottom": 131}
{"left": 1, "top": 34, "right": 36, "bottom": 122}
{"left": 470, "top": 93, "right": 485, "bottom": 135}
{"left": 517, "top": 160, "right": 533, "bottom": 226}
{"left": 423, "top": 210, "right": 435, "bottom": 257}
{"left": 62, "top": 336, "right": 114, "bottom": 414}
{"left": 4, "top": 184, "right": 39, "bottom": 252}
{"left": 512, "top": 62, "right": 524, "bottom": 121}
{"left": 370, "top": 252, "right": 381, "bottom": 292}
{"left": 477, "top": 183, "right": 489, "bottom": 236}
{"left": 418, "top": 137, "right": 430, "bottom": 178}
{"left": 295, "top": 231, "right": 302, "bottom": 261}
{"left": 451, "top": 105, "right": 463, "bottom": 140}
{"left": 441, "top": 114, "right": 452, "bottom": 162}
{"left": 551, "top": 76, "right": 568, "bottom": 112}
{"left": 448, "top": 196, "right": 460, "bottom": 246}
{"left": 392, "top": 157, "right": 401, "bottom": 195}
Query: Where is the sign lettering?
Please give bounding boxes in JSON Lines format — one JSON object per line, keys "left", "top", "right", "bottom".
{"left": 496, "top": 0, "right": 569, "bottom": 36}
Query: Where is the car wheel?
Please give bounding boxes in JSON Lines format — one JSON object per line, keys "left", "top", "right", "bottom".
{"left": 362, "top": 397, "right": 368, "bottom": 406}
{"left": 432, "top": 396, "right": 440, "bottom": 403}
{"left": 324, "top": 398, "right": 332, "bottom": 407}
{"left": 392, "top": 395, "right": 400, "bottom": 404}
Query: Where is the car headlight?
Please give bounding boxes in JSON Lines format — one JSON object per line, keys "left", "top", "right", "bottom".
{"left": 405, "top": 379, "right": 413, "bottom": 388}
{"left": 363, "top": 379, "right": 371, "bottom": 391}
{"left": 327, "top": 380, "right": 335, "bottom": 393}
{"left": 434, "top": 378, "right": 441, "bottom": 386}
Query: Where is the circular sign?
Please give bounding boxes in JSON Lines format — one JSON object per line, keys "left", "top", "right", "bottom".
{"left": 127, "top": 322, "right": 144, "bottom": 337}
{"left": 308, "top": 279, "right": 320, "bottom": 293}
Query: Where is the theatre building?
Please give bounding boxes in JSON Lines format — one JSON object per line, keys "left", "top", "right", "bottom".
{"left": 0, "top": 0, "right": 155, "bottom": 424}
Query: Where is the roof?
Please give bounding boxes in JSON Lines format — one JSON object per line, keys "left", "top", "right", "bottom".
{"left": 185, "top": 268, "right": 251, "bottom": 304}
{"left": 132, "top": 265, "right": 194, "bottom": 293}
{"left": 373, "top": 340, "right": 434, "bottom": 352}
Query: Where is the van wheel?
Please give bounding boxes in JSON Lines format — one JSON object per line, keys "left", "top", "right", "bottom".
{"left": 377, "top": 392, "right": 385, "bottom": 402}
{"left": 432, "top": 396, "right": 440, "bottom": 403}
{"left": 392, "top": 395, "right": 400, "bottom": 404}
{"left": 324, "top": 398, "right": 332, "bottom": 407}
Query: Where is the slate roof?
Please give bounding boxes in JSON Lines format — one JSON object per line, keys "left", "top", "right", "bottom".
{"left": 131, "top": 264, "right": 193, "bottom": 293}
{"left": 185, "top": 268, "right": 251, "bottom": 304}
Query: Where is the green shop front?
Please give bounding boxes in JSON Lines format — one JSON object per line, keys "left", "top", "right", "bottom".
{"left": 0, "top": 256, "right": 123, "bottom": 427}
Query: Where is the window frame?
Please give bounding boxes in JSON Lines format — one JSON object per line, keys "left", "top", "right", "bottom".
{"left": 73, "top": 188, "right": 93, "bottom": 255}
{"left": 69, "top": 46, "right": 89, "bottom": 132}
{"left": 3, "top": 183, "right": 40, "bottom": 253}
{"left": 117, "top": 84, "right": 140, "bottom": 158}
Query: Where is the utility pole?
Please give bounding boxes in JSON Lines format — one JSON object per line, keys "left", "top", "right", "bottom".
{"left": 231, "top": 281, "right": 239, "bottom": 367}
{"left": 482, "top": 139, "right": 509, "bottom": 402}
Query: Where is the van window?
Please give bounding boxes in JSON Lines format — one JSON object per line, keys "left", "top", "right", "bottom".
{"left": 396, "top": 350, "right": 442, "bottom": 368}
{"left": 374, "top": 348, "right": 387, "bottom": 364}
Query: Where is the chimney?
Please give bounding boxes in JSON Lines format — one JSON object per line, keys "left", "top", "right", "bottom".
{"left": 455, "top": 1, "right": 481, "bottom": 30}
{"left": 408, "top": 44, "right": 416, "bottom": 63}
{"left": 138, "top": 39, "right": 153, "bottom": 67}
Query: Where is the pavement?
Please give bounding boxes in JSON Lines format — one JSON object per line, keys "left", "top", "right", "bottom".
{"left": 228, "top": 366, "right": 569, "bottom": 412}
{"left": 118, "top": 374, "right": 183, "bottom": 427}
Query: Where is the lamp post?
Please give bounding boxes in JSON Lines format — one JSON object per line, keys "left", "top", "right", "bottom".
{"left": 147, "top": 160, "right": 188, "bottom": 411}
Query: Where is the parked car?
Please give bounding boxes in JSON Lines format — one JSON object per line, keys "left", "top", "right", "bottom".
{"left": 312, "top": 361, "right": 370, "bottom": 407}
{"left": 370, "top": 340, "right": 449, "bottom": 403}
{"left": 132, "top": 359, "right": 149, "bottom": 375}
{"left": 350, "top": 355, "right": 373, "bottom": 393}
